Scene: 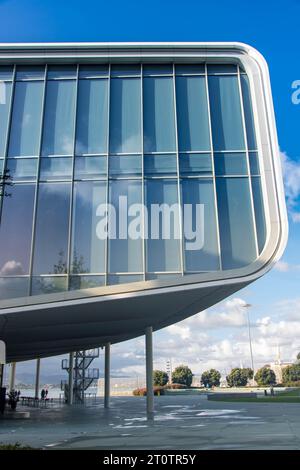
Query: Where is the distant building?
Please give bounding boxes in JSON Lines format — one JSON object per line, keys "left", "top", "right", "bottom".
{"left": 268, "top": 348, "right": 292, "bottom": 384}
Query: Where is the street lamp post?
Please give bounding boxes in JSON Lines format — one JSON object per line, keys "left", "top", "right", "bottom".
{"left": 243, "top": 303, "right": 255, "bottom": 383}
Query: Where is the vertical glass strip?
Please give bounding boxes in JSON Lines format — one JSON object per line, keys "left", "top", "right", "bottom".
{"left": 237, "top": 68, "right": 259, "bottom": 258}
{"left": 0, "top": 82, "right": 12, "bottom": 158}
{"left": 143, "top": 76, "right": 176, "bottom": 152}
{"left": 145, "top": 179, "right": 181, "bottom": 272}
{"left": 28, "top": 65, "right": 47, "bottom": 295}
{"left": 42, "top": 78, "right": 76, "bottom": 156}
{"left": 208, "top": 75, "right": 245, "bottom": 150}
{"left": 67, "top": 65, "right": 79, "bottom": 290}
{"left": 76, "top": 78, "right": 108, "bottom": 155}
{"left": 172, "top": 63, "right": 184, "bottom": 275}
{"left": 141, "top": 64, "right": 146, "bottom": 281}
{"left": 8, "top": 80, "right": 44, "bottom": 157}
{"left": 240, "top": 74, "right": 257, "bottom": 150}
{"left": 104, "top": 64, "right": 111, "bottom": 286}
{"left": 216, "top": 177, "right": 257, "bottom": 269}
{"left": 32, "top": 183, "right": 71, "bottom": 275}
{"left": 181, "top": 179, "right": 219, "bottom": 271}
{"left": 251, "top": 177, "right": 267, "bottom": 253}
{"left": 108, "top": 179, "right": 143, "bottom": 273}
{"left": 109, "top": 77, "right": 141, "bottom": 153}
{"left": 71, "top": 181, "right": 106, "bottom": 273}
{"left": 0, "top": 184, "right": 35, "bottom": 275}
{"left": 204, "top": 63, "right": 222, "bottom": 271}
{"left": 175, "top": 74, "right": 210, "bottom": 151}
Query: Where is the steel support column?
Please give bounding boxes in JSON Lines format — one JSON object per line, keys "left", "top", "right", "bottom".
{"left": 34, "top": 358, "right": 41, "bottom": 399}
{"left": 9, "top": 362, "right": 16, "bottom": 391}
{"left": 145, "top": 326, "right": 154, "bottom": 418}
{"left": 68, "top": 352, "right": 74, "bottom": 405}
{"left": 104, "top": 343, "right": 111, "bottom": 409}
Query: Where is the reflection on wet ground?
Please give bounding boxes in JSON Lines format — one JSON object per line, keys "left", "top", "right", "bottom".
{"left": 1, "top": 394, "right": 300, "bottom": 450}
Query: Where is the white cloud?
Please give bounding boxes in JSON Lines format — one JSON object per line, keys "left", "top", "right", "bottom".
{"left": 0, "top": 260, "right": 24, "bottom": 275}
{"left": 274, "top": 260, "right": 300, "bottom": 272}
{"left": 281, "top": 150, "right": 300, "bottom": 222}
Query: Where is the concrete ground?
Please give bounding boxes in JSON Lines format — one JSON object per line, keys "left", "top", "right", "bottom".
{"left": 1, "top": 394, "right": 300, "bottom": 450}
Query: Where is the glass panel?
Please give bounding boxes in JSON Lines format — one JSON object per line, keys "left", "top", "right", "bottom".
{"left": 16, "top": 66, "right": 45, "bottom": 80}
{"left": 0, "top": 82, "right": 12, "bottom": 157}
{"left": 240, "top": 74, "right": 257, "bottom": 150}
{"left": 216, "top": 177, "right": 256, "bottom": 269}
{"left": 69, "top": 275, "right": 105, "bottom": 290}
{"left": 6, "top": 158, "right": 38, "bottom": 181}
{"left": 31, "top": 276, "right": 67, "bottom": 295}
{"left": 33, "top": 183, "right": 71, "bottom": 274}
{"left": 74, "top": 156, "right": 106, "bottom": 179}
{"left": 0, "top": 66, "right": 13, "bottom": 80}
{"left": 144, "top": 154, "right": 177, "bottom": 176}
{"left": 0, "top": 278, "right": 29, "bottom": 300}
{"left": 79, "top": 65, "right": 108, "bottom": 78}
{"left": 214, "top": 152, "right": 248, "bottom": 176}
{"left": 108, "top": 180, "right": 143, "bottom": 273}
{"left": 8, "top": 80, "right": 43, "bottom": 157}
{"left": 208, "top": 75, "right": 245, "bottom": 151}
{"left": 40, "top": 157, "right": 72, "bottom": 180}
{"left": 0, "top": 184, "right": 35, "bottom": 275}
{"left": 111, "top": 65, "right": 141, "bottom": 76}
{"left": 146, "top": 179, "right": 181, "bottom": 272}
{"left": 176, "top": 76, "right": 210, "bottom": 151}
{"left": 47, "top": 65, "right": 77, "bottom": 79}
{"left": 109, "top": 78, "right": 141, "bottom": 154}
{"left": 181, "top": 179, "right": 219, "bottom": 271}
{"left": 109, "top": 155, "right": 142, "bottom": 176}
{"left": 0, "top": 159, "right": 4, "bottom": 176}
{"left": 76, "top": 79, "right": 108, "bottom": 155}
{"left": 143, "top": 64, "right": 173, "bottom": 75}
{"left": 207, "top": 64, "right": 238, "bottom": 74}
{"left": 143, "top": 77, "right": 176, "bottom": 152}
{"left": 179, "top": 153, "right": 212, "bottom": 175}
{"left": 175, "top": 64, "right": 205, "bottom": 75}
{"left": 251, "top": 177, "right": 266, "bottom": 253}
{"left": 249, "top": 152, "right": 260, "bottom": 175}
{"left": 108, "top": 274, "right": 143, "bottom": 285}
{"left": 71, "top": 181, "right": 106, "bottom": 273}
{"left": 42, "top": 79, "right": 76, "bottom": 156}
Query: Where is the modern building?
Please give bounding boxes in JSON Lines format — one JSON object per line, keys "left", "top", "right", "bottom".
{"left": 0, "top": 43, "right": 287, "bottom": 408}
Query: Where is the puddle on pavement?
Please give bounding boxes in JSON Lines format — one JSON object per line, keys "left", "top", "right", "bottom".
{"left": 196, "top": 409, "right": 242, "bottom": 417}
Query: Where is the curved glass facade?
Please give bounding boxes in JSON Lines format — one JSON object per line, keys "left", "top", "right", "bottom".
{"left": 0, "top": 62, "right": 266, "bottom": 300}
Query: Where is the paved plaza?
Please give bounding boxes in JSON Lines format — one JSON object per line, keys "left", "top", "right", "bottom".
{"left": 1, "top": 394, "right": 300, "bottom": 450}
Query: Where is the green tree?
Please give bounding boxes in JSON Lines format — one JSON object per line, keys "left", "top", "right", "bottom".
{"left": 282, "top": 364, "right": 300, "bottom": 384}
{"left": 254, "top": 366, "right": 276, "bottom": 386}
{"left": 201, "top": 369, "right": 221, "bottom": 388}
{"left": 153, "top": 370, "right": 169, "bottom": 387}
{"left": 172, "top": 365, "right": 193, "bottom": 388}
{"left": 226, "top": 368, "right": 253, "bottom": 387}
{"left": 296, "top": 352, "right": 300, "bottom": 364}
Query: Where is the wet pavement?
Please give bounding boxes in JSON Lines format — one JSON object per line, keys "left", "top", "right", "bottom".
{"left": 1, "top": 394, "right": 300, "bottom": 449}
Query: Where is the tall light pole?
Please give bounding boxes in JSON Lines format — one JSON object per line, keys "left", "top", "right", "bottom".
{"left": 243, "top": 303, "right": 255, "bottom": 381}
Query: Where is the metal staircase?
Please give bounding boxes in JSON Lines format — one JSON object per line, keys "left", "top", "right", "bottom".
{"left": 61, "top": 349, "right": 100, "bottom": 403}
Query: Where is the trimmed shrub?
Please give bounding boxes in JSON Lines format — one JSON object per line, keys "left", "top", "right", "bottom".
{"left": 282, "top": 364, "right": 300, "bottom": 384}
{"left": 172, "top": 365, "right": 193, "bottom": 387}
{"left": 153, "top": 370, "right": 169, "bottom": 387}
{"left": 254, "top": 367, "right": 276, "bottom": 386}
{"left": 201, "top": 369, "right": 221, "bottom": 388}
{"left": 165, "top": 383, "right": 186, "bottom": 390}
{"left": 226, "top": 368, "right": 254, "bottom": 387}
{"left": 132, "top": 386, "right": 165, "bottom": 396}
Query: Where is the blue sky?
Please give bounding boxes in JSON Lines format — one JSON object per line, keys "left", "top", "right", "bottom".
{"left": 1, "top": 0, "right": 300, "bottom": 383}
